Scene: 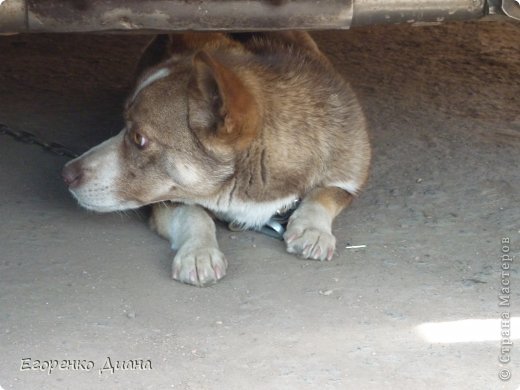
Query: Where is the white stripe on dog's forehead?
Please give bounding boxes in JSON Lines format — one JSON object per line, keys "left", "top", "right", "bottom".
{"left": 131, "top": 67, "right": 171, "bottom": 103}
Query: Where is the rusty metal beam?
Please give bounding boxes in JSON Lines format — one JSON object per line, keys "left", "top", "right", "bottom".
{"left": 0, "top": 0, "right": 497, "bottom": 34}
{"left": 0, "top": 0, "right": 26, "bottom": 32}
{"left": 352, "top": 0, "right": 486, "bottom": 27}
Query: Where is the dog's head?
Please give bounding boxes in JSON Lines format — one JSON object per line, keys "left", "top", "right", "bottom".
{"left": 62, "top": 50, "right": 260, "bottom": 212}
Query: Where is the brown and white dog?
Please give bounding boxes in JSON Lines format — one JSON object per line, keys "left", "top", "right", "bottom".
{"left": 62, "top": 32, "right": 371, "bottom": 287}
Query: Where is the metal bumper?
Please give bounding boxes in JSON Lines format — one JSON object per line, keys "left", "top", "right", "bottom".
{"left": 0, "top": 0, "right": 511, "bottom": 33}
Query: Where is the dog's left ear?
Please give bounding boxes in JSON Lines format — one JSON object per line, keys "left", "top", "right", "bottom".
{"left": 188, "top": 50, "right": 259, "bottom": 151}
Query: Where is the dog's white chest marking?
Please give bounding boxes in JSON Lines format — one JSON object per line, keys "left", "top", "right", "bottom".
{"left": 199, "top": 194, "right": 299, "bottom": 229}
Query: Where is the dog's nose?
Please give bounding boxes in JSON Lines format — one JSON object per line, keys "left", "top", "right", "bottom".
{"left": 62, "top": 163, "right": 83, "bottom": 188}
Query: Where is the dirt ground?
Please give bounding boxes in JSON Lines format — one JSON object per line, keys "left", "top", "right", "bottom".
{"left": 0, "top": 20, "right": 519, "bottom": 390}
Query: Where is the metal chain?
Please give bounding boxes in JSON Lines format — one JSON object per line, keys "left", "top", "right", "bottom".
{"left": 0, "top": 123, "right": 79, "bottom": 158}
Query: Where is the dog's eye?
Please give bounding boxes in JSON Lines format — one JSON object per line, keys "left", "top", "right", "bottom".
{"left": 131, "top": 132, "right": 148, "bottom": 149}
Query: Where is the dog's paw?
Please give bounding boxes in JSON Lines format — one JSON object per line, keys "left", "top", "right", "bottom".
{"left": 284, "top": 226, "right": 336, "bottom": 261}
{"left": 172, "top": 246, "right": 228, "bottom": 287}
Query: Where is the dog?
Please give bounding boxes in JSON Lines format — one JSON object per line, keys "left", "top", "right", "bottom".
{"left": 62, "top": 32, "right": 371, "bottom": 287}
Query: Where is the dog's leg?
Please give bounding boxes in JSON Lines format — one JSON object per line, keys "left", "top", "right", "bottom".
{"left": 284, "top": 187, "right": 353, "bottom": 261}
{"left": 150, "top": 203, "right": 227, "bottom": 287}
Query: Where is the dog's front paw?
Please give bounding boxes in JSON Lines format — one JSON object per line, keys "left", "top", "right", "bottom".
{"left": 284, "top": 226, "right": 336, "bottom": 261}
{"left": 172, "top": 246, "right": 228, "bottom": 287}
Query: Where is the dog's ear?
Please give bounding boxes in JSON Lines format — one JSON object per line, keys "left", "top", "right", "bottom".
{"left": 188, "top": 50, "right": 259, "bottom": 151}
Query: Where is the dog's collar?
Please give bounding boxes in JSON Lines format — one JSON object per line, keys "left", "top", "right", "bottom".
{"left": 228, "top": 198, "right": 300, "bottom": 240}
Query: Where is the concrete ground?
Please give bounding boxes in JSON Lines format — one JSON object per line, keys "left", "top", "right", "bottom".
{"left": 0, "top": 21, "right": 519, "bottom": 390}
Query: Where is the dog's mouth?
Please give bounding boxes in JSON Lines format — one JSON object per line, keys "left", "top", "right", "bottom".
{"left": 68, "top": 187, "right": 141, "bottom": 213}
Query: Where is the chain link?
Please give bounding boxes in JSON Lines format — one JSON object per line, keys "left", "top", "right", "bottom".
{"left": 0, "top": 123, "right": 79, "bottom": 158}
